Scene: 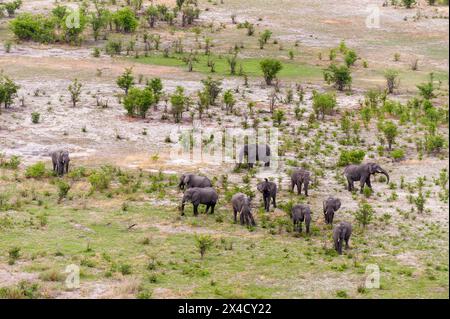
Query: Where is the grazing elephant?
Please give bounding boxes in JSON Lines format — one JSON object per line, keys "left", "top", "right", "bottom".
{"left": 257, "top": 178, "right": 277, "bottom": 212}
{"left": 231, "top": 193, "right": 256, "bottom": 226}
{"left": 333, "top": 221, "right": 352, "bottom": 255}
{"left": 238, "top": 144, "right": 271, "bottom": 168}
{"left": 50, "top": 150, "right": 70, "bottom": 176}
{"left": 178, "top": 174, "right": 212, "bottom": 191}
{"left": 323, "top": 197, "right": 341, "bottom": 225}
{"left": 291, "top": 168, "right": 311, "bottom": 196}
{"left": 291, "top": 204, "right": 311, "bottom": 234}
{"left": 180, "top": 187, "right": 218, "bottom": 216}
{"left": 344, "top": 163, "right": 389, "bottom": 193}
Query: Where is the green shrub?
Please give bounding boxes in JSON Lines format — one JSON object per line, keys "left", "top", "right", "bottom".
{"left": 323, "top": 64, "right": 352, "bottom": 91}
{"left": 25, "top": 162, "right": 47, "bottom": 178}
{"left": 8, "top": 246, "right": 21, "bottom": 265}
{"left": 354, "top": 200, "right": 374, "bottom": 229}
{"left": 390, "top": 149, "right": 405, "bottom": 161}
{"left": 89, "top": 169, "right": 111, "bottom": 191}
{"left": 31, "top": 112, "right": 40, "bottom": 124}
{"left": 10, "top": 13, "right": 55, "bottom": 43}
{"left": 112, "top": 7, "right": 139, "bottom": 33}
{"left": 259, "top": 59, "right": 282, "bottom": 85}
{"left": 337, "top": 149, "right": 365, "bottom": 166}
{"left": 56, "top": 179, "right": 70, "bottom": 201}
{"left": 0, "top": 154, "right": 21, "bottom": 169}
{"left": 195, "top": 235, "right": 214, "bottom": 259}
{"left": 312, "top": 91, "right": 337, "bottom": 120}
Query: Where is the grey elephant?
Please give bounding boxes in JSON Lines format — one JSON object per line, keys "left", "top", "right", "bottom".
{"left": 238, "top": 144, "right": 271, "bottom": 168}
{"left": 344, "top": 163, "right": 389, "bottom": 193}
{"left": 333, "top": 221, "right": 352, "bottom": 255}
{"left": 292, "top": 204, "right": 311, "bottom": 234}
{"left": 257, "top": 178, "right": 277, "bottom": 212}
{"left": 231, "top": 193, "right": 256, "bottom": 226}
{"left": 180, "top": 187, "right": 218, "bottom": 216}
{"left": 291, "top": 168, "right": 311, "bottom": 196}
{"left": 178, "top": 174, "right": 212, "bottom": 191}
{"left": 50, "top": 150, "right": 70, "bottom": 176}
{"left": 323, "top": 197, "right": 341, "bottom": 225}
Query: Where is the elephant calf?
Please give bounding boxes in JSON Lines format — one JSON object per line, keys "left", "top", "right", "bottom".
{"left": 323, "top": 197, "right": 341, "bottom": 225}
{"left": 231, "top": 193, "right": 256, "bottom": 226}
{"left": 292, "top": 204, "right": 311, "bottom": 234}
{"left": 291, "top": 168, "right": 311, "bottom": 196}
{"left": 344, "top": 163, "right": 389, "bottom": 193}
{"left": 50, "top": 150, "right": 70, "bottom": 176}
{"left": 181, "top": 187, "right": 218, "bottom": 216}
{"left": 178, "top": 174, "right": 212, "bottom": 191}
{"left": 257, "top": 178, "right": 277, "bottom": 212}
{"left": 333, "top": 221, "right": 352, "bottom": 255}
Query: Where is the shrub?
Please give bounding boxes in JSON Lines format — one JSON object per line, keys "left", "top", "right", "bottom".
{"left": 260, "top": 59, "right": 282, "bottom": 85}
{"left": 25, "top": 162, "right": 46, "bottom": 178}
{"left": 105, "top": 40, "right": 122, "bottom": 56}
{"left": 402, "top": 0, "right": 416, "bottom": 8}
{"left": 123, "top": 87, "right": 155, "bottom": 118}
{"left": 323, "top": 64, "right": 352, "bottom": 91}
{"left": 354, "top": 200, "right": 374, "bottom": 229}
{"left": 337, "top": 149, "right": 365, "bottom": 166}
{"left": 31, "top": 112, "right": 40, "bottom": 124}
{"left": 112, "top": 7, "right": 138, "bottom": 33}
{"left": 170, "top": 86, "right": 188, "bottom": 123}
{"left": 0, "top": 74, "right": 20, "bottom": 108}
{"left": 119, "top": 263, "right": 132, "bottom": 275}
{"left": 10, "top": 13, "right": 55, "bottom": 43}
{"left": 312, "top": 91, "right": 337, "bottom": 120}
{"left": 384, "top": 69, "right": 399, "bottom": 94}
{"left": 8, "top": 246, "right": 21, "bottom": 265}
{"left": 68, "top": 79, "right": 82, "bottom": 107}
{"left": 201, "top": 77, "right": 222, "bottom": 106}
{"left": 223, "top": 89, "right": 236, "bottom": 114}
{"left": 56, "top": 179, "right": 70, "bottom": 202}
{"left": 0, "top": 281, "right": 40, "bottom": 299}
{"left": 195, "top": 234, "right": 214, "bottom": 259}
{"left": 344, "top": 50, "right": 357, "bottom": 67}
{"left": 89, "top": 169, "right": 111, "bottom": 191}
{"left": 117, "top": 68, "right": 135, "bottom": 95}
{"left": 391, "top": 149, "right": 405, "bottom": 161}
{"left": 0, "top": 154, "right": 21, "bottom": 169}
{"left": 415, "top": 192, "right": 425, "bottom": 213}
{"left": 425, "top": 134, "right": 445, "bottom": 154}
{"left": 379, "top": 120, "right": 398, "bottom": 150}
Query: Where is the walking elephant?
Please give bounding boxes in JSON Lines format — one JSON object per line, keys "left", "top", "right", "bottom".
{"left": 344, "top": 163, "right": 389, "bottom": 193}
{"left": 291, "top": 168, "right": 311, "bottom": 196}
{"left": 257, "top": 178, "right": 277, "bottom": 212}
{"left": 178, "top": 174, "right": 212, "bottom": 191}
{"left": 231, "top": 193, "right": 256, "bottom": 226}
{"left": 292, "top": 204, "right": 311, "bottom": 234}
{"left": 333, "top": 221, "right": 352, "bottom": 255}
{"left": 238, "top": 144, "right": 271, "bottom": 168}
{"left": 50, "top": 150, "right": 70, "bottom": 176}
{"left": 323, "top": 197, "right": 341, "bottom": 225}
{"left": 180, "top": 187, "right": 218, "bottom": 216}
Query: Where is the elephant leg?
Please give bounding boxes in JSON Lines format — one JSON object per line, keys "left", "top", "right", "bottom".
{"left": 298, "top": 182, "right": 302, "bottom": 195}
{"left": 347, "top": 178, "right": 353, "bottom": 191}
{"left": 210, "top": 204, "right": 215, "bottom": 215}
{"left": 304, "top": 183, "right": 309, "bottom": 196}
{"left": 265, "top": 161, "right": 270, "bottom": 167}
{"left": 299, "top": 222, "right": 302, "bottom": 233}
{"left": 233, "top": 209, "right": 238, "bottom": 223}
{"left": 306, "top": 222, "right": 310, "bottom": 234}
{"left": 205, "top": 204, "right": 210, "bottom": 214}
{"left": 291, "top": 181, "right": 295, "bottom": 193}
{"left": 193, "top": 204, "right": 199, "bottom": 216}
{"left": 264, "top": 197, "right": 269, "bottom": 212}
{"left": 272, "top": 195, "right": 276, "bottom": 208}
{"left": 366, "top": 176, "right": 373, "bottom": 189}
{"left": 345, "top": 239, "right": 350, "bottom": 250}
{"left": 330, "top": 213, "right": 334, "bottom": 225}
{"left": 360, "top": 177, "right": 367, "bottom": 193}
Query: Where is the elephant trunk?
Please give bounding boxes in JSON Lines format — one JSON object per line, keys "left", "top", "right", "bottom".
{"left": 378, "top": 168, "right": 390, "bottom": 184}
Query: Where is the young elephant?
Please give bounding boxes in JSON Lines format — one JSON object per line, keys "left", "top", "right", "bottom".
{"left": 323, "top": 197, "right": 341, "bottom": 225}
{"left": 237, "top": 144, "right": 271, "bottom": 168}
{"left": 181, "top": 187, "right": 218, "bottom": 216}
{"left": 231, "top": 193, "right": 256, "bottom": 226}
{"left": 178, "top": 174, "right": 212, "bottom": 191}
{"left": 257, "top": 178, "right": 277, "bottom": 212}
{"left": 291, "top": 204, "right": 311, "bottom": 234}
{"left": 333, "top": 221, "right": 352, "bottom": 255}
{"left": 344, "top": 163, "right": 389, "bottom": 193}
{"left": 50, "top": 150, "right": 70, "bottom": 176}
{"left": 291, "top": 168, "right": 311, "bottom": 196}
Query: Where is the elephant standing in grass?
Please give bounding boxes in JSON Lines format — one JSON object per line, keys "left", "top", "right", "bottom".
{"left": 323, "top": 197, "right": 341, "bottom": 225}
{"left": 292, "top": 204, "right": 311, "bottom": 234}
{"left": 344, "top": 163, "right": 389, "bottom": 193}
{"left": 333, "top": 221, "right": 352, "bottom": 255}
{"left": 291, "top": 168, "right": 311, "bottom": 196}
{"left": 231, "top": 193, "right": 256, "bottom": 226}
{"left": 180, "top": 187, "right": 218, "bottom": 216}
{"left": 257, "top": 178, "right": 277, "bottom": 212}
{"left": 178, "top": 174, "right": 212, "bottom": 190}
{"left": 51, "top": 150, "right": 70, "bottom": 176}
{"left": 238, "top": 144, "right": 271, "bottom": 168}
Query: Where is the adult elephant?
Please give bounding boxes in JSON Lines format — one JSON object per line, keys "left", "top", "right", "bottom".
{"left": 257, "top": 178, "right": 277, "bottom": 212}
{"left": 333, "top": 221, "right": 352, "bottom": 255}
{"left": 180, "top": 187, "right": 218, "bottom": 216}
{"left": 50, "top": 150, "right": 70, "bottom": 176}
{"left": 323, "top": 197, "right": 341, "bottom": 225}
{"left": 231, "top": 193, "right": 256, "bottom": 226}
{"left": 178, "top": 174, "right": 212, "bottom": 191}
{"left": 291, "top": 168, "right": 311, "bottom": 196}
{"left": 237, "top": 144, "right": 271, "bottom": 168}
{"left": 291, "top": 204, "right": 311, "bottom": 234}
{"left": 344, "top": 163, "right": 389, "bottom": 193}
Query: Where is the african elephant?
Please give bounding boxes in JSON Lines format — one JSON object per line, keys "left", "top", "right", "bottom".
{"left": 50, "top": 150, "right": 70, "bottom": 176}
{"left": 178, "top": 174, "right": 212, "bottom": 191}
{"left": 238, "top": 144, "right": 271, "bottom": 168}
{"left": 180, "top": 187, "right": 218, "bottom": 216}
{"left": 257, "top": 178, "right": 277, "bottom": 212}
{"left": 333, "top": 221, "right": 352, "bottom": 255}
{"left": 323, "top": 197, "right": 341, "bottom": 225}
{"left": 291, "top": 168, "right": 311, "bottom": 196}
{"left": 231, "top": 193, "right": 256, "bottom": 226}
{"left": 292, "top": 204, "right": 311, "bottom": 234}
{"left": 344, "top": 163, "right": 389, "bottom": 193}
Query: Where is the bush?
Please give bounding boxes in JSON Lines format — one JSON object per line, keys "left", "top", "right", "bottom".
{"left": 260, "top": 59, "right": 283, "bottom": 85}
{"left": 25, "top": 162, "right": 47, "bottom": 178}
{"left": 105, "top": 40, "right": 122, "bottom": 56}
{"left": 390, "top": 149, "right": 405, "bottom": 161}
{"left": 31, "top": 112, "right": 40, "bottom": 124}
{"left": 89, "top": 169, "right": 111, "bottom": 191}
{"left": 384, "top": 69, "right": 399, "bottom": 94}
{"left": 8, "top": 246, "right": 20, "bottom": 265}
{"left": 379, "top": 120, "right": 398, "bottom": 150}
{"left": 344, "top": 50, "right": 357, "bottom": 67}
{"left": 354, "top": 200, "right": 374, "bottom": 228}
{"left": 123, "top": 87, "right": 155, "bottom": 118}
{"left": 337, "top": 150, "right": 365, "bottom": 166}
{"left": 323, "top": 64, "right": 352, "bottom": 91}
{"left": 195, "top": 235, "right": 214, "bottom": 259}
{"left": 10, "top": 13, "right": 55, "bottom": 43}
{"left": 0, "top": 74, "right": 20, "bottom": 108}
{"left": 0, "top": 154, "right": 21, "bottom": 169}
{"left": 425, "top": 134, "right": 445, "bottom": 154}
{"left": 312, "top": 91, "right": 337, "bottom": 120}
{"left": 116, "top": 68, "right": 134, "bottom": 95}
{"left": 112, "top": 7, "right": 139, "bottom": 33}
{"left": 56, "top": 179, "right": 70, "bottom": 202}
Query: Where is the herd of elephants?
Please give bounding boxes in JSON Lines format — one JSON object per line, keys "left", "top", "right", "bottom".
{"left": 50, "top": 143, "right": 390, "bottom": 255}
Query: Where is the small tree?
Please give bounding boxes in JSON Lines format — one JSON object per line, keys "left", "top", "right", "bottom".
{"left": 123, "top": 87, "right": 155, "bottom": 118}
{"left": 227, "top": 53, "right": 238, "bottom": 75}
{"left": 379, "top": 120, "right": 398, "bottom": 150}
{"left": 414, "top": 192, "right": 425, "bottom": 213}
{"left": 402, "top": 0, "right": 416, "bottom": 8}
{"left": 260, "top": 59, "right": 283, "bottom": 85}
{"left": 260, "top": 29, "right": 272, "bottom": 44}
{"left": 170, "top": 86, "right": 187, "bottom": 123}
{"left": 116, "top": 68, "right": 134, "bottom": 95}
{"left": 354, "top": 200, "right": 374, "bottom": 229}
{"left": 146, "top": 78, "right": 163, "bottom": 107}
{"left": 273, "top": 109, "right": 285, "bottom": 126}
{"left": 0, "top": 74, "right": 20, "bottom": 108}
{"left": 323, "top": 64, "right": 352, "bottom": 91}
{"left": 417, "top": 73, "right": 435, "bottom": 100}
{"left": 201, "top": 77, "right": 222, "bottom": 106}
{"left": 344, "top": 50, "right": 357, "bottom": 67}
{"left": 112, "top": 7, "right": 139, "bottom": 33}
{"left": 67, "top": 78, "right": 82, "bottom": 107}
{"left": 223, "top": 89, "right": 236, "bottom": 114}
{"left": 384, "top": 69, "right": 400, "bottom": 94}
{"left": 195, "top": 234, "right": 214, "bottom": 259}
{"left": 312, "top": 91, "right": 337, "bottom": 120}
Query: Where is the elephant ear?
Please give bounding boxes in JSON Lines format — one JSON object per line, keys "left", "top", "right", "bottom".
{"left": 184, "top": 175, "right": 191, "bottom": 185}
{"left": 368, "top": 163, "right": 377, "bottom": 174}
{"left": 335, "top": 199, "right": 341, "bottom": 210}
